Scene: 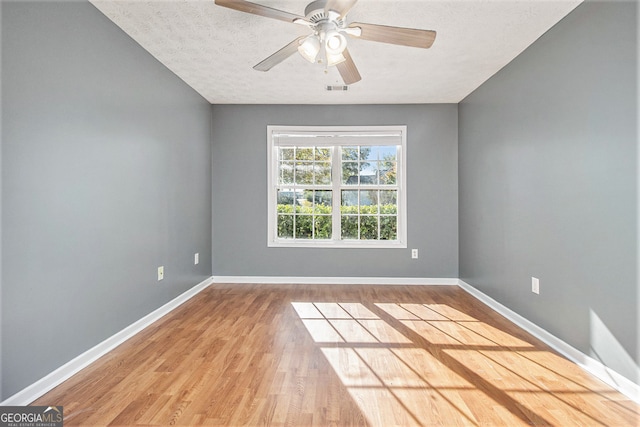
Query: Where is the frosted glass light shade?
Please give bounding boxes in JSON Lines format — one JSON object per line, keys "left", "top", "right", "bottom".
{"left": 325, "top": 31, "right": 347, "bottom": 55}
{"left": 326, "top": 52, "right": 346, "bottom": 66}
{"left": 298, "top": 35, "right": 321, "bottom": 63}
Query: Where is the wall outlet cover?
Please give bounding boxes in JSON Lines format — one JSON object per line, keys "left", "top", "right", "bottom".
{"left": 532, "top": 277, "right": 539, "bottom": 294}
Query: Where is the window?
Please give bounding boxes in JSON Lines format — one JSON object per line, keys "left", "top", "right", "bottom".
{"left": 267, "top": 126, "right": 407, "bottom": 248}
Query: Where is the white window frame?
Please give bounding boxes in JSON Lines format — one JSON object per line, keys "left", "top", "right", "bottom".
{"left": 267, "top": 125, "right": 407, "bottom": 248}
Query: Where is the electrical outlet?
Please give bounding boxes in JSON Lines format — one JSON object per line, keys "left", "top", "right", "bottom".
{"left": 158, "top": 266, "right": 164, "bottom": 281}
{"left": 411, "top": 249, "right": 419, "bottom": 259}
{"left": 532, "top": 277, "right": 539, "bottom": 294}
{"left": 194, "top": 253, "right": 199, "bottom": 265}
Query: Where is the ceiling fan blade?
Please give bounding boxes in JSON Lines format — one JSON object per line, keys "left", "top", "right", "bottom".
{"left": 336, "top": 48, "right": 361, "bottom": 85}
{"left": 215, "top": 0, "right": 303, "bottom": 24}
{"left": 348, "top": 22, "right": 436, "bottom": 49}
{"left": 325, "top": 0, "right": 358, "bottom": 19}
{"left": 253, "top": 36, "right": 305, "bottom": 72}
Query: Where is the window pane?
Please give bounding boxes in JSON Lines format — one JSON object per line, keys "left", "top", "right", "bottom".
{"left": 379, "top": 146, "right": 397, "bottom": 161}
{"left": 380, "top": 216, "right": 397, "bottom": 240}
{"left": 295, "top": 162, "right": 314, "bottom": 185}
{"left": 279, "top": 161, "right": 294, "bottom": 184}
{"left": 315, "top": 162, "right": 331, "bottom": 185}
{"left": 360, "top": 216, "right": 379, "bottom": 240}
{"left": 379, "top": 161, "right": 397, "bottom": 185}
{"left": 342, "top": 161, "right": 359, "bottom": 185}
{"left": 314, "top": 215, "right": 332, "bottom": 239}
{"left": 295, "top": 215, "right": 313, "bottom": 239}
{"left": 342, "top": 146, "right": 359, "bottom": 160}
{"left": 341, "top": 215, "right": 358, "bottom": 239}
{"left": 277, "top": 190, "right": 295, "bottom": 212}
{"left": 314, "top": 190, "right": 332, "bottom": 214}
{"left": 380, "top": 190, "right": 397, "bottom": 213}
{"left": 315, "top": 147, "right": 331, "bottom": 161}
{"left": 296, "top": 191, "right": 314, "bottom": 213}
{"left": 278, "top": 215, "right": 293, "bottom": 238}
{"left": 341, "top": 190, "right": 358, "bottom": 214}
{"left": 359, "top": 162, "right": 378, "bottom": 185}
{"left": 361, "top": 146, "right": 378, "bottom": 161}
{"left": 360, "top": 190, "right": 378, "bottom": 214}
{"left": 296, "top": 147, "right": 314, "bottom": 160}
{"left": 279, "top": 147, "right": 294, "bottom": 161}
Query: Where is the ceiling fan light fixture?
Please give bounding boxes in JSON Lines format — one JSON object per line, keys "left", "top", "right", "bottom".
{"left": 326, "top": 52, "right": 346, "bottom": 66}
{"left": 298, "top": 35, "right": 321, "bottom": 63}
{"left": 324, "top": 30, "right": 347, "bottom": 55}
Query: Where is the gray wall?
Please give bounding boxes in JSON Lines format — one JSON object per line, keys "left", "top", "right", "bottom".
{"left": 1, "top": 1, "right": 212, "bottom": 399}
{"left": 211, "top": 104, "right": 458, "bottom": 278}
{"left": 459, "top": 0, "right": 638, "bottom": 385}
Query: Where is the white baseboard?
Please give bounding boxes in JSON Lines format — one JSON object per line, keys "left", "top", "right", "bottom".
{"left": 458, "top": 279, "right": 640, "bottom": 404}
{"left": 0, "top": 276, "right": 214, "bottom": 406}
{"left": 211, "top": 276, "right": 459, "bottom": 286}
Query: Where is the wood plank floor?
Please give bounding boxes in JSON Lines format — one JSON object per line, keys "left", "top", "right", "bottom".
{"left": 34, "top": 284, "right": 639, "bottom": 426}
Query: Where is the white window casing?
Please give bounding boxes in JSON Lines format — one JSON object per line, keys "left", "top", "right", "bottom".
{"left": 267, "top": 125, "right": 407, "bottom": 248}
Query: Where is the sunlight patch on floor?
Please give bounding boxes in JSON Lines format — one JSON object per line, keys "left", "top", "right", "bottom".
{"left": 293, "top": 301, "right": 510, "bottom": 425}
{"left": 292, "top": 300, "right": 638, "bottom": 426}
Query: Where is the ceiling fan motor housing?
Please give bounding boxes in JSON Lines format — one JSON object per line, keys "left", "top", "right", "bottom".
{"left": 304, "top": 0, "right": 345, "bottom": 27}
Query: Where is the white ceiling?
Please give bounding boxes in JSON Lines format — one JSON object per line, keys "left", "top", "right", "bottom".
{"left": 90, "top": 0, "right": 582, "bottom": 104}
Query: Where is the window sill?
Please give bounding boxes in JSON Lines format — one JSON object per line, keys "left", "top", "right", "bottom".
{"left": 268, "top": 240, "right": 407, "bottom": 249}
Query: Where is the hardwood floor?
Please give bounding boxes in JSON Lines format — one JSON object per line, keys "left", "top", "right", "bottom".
{"left": 34, "top": 284, "right": 639, "bottom": 426}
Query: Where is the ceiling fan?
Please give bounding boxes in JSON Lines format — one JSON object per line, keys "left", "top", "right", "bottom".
{"left": 214, "top": 0, "right": 436, "bottom": 85}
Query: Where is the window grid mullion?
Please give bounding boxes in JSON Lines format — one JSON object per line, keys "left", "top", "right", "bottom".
{"left": 357, "top": 190, "right": 361, "bottom": 239}
{"left": 332, "top": 146, "right": 341, "bottom": 242}
{"left": 377, "top": 189, "right": 381, "bottom": 240}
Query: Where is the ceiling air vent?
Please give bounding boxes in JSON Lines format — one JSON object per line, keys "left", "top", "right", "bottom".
{"left": 326, "top": 85, "right": 349, "bottom": 91}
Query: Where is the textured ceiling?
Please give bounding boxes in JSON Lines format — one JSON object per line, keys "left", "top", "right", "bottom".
{"left": 90, "top": 0, "right": 582, "bottom": 104}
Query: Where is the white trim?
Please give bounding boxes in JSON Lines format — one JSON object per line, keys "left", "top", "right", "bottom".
{"left": 458, "top": 279, "right": 640, "bottom": 404}
{"left": 270, "top": 126, "right": 404, "bottom": 147}
{"left": 211, "top": 276, "right": 458, "bottom": 286}
{"left": 0, "top": 277, "right": 214, "bottom": 406}
{"left": 267, "top": 125, "right": 407, "bottom": 248}
{"left": 266, "top": 240, "right": 407, "bottom": 249}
